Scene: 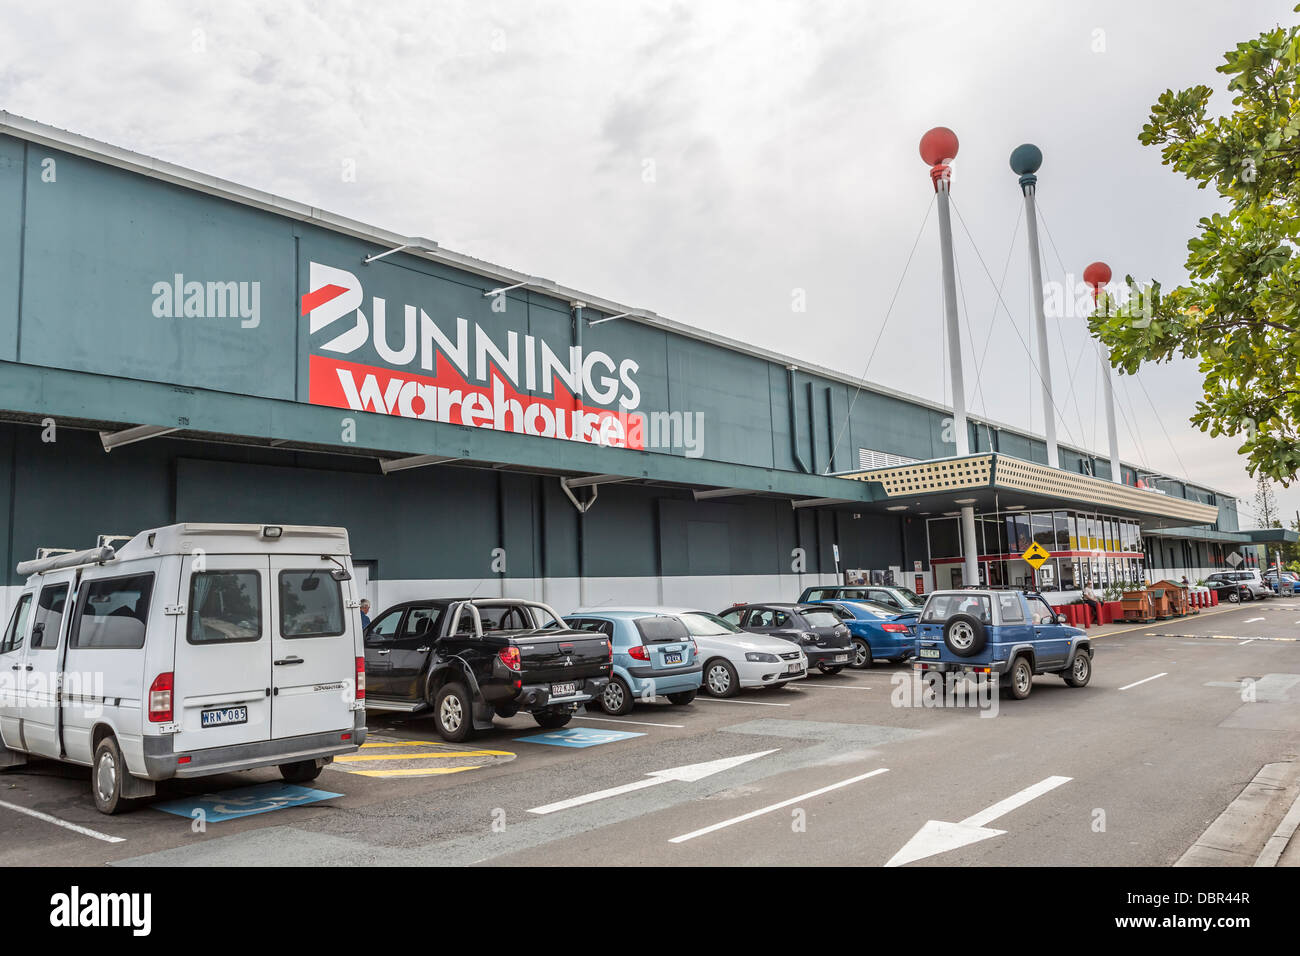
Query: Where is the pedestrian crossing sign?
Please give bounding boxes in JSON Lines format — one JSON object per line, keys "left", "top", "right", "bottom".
{"left": 1021, "top": 542, "right": 1050, "bottom": 569}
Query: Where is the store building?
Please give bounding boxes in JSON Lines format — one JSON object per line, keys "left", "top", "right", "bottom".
{"left": 0, "top": 113, "right": 1280, "bottom": 618}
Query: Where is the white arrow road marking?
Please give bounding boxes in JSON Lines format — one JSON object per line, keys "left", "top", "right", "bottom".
{"left": 527, "top": 750, "right": 778, "bottom": 815}
{"left": 1119, "top": 672, "right": 1168, "bottom": 691}
{"left": 668, "top": 767, "right": 889, "bottom": 844}
{"left": 0, "top": 799, "right": 125, "bottom": 844}
{"left": 884, "top": 775, "right": 1071, "bottom": 867}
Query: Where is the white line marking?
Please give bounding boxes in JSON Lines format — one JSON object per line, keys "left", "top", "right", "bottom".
{"left": 570, "top": 715, "right": 685, "bottom": 729}
{"left": 0, "top": 799, "right": 124, "bottom": 844}
{"left": 529, "top": 750, "right": 778, "bottom": 815}
{"left": 693, "top": 697, "right": 791, "bottom": 707}
{"left": 1239, "top": 639, "right": 1257, "bottom": 646}
{"left": 668, "top": 768, "right": 888, "bottom": 843}
{"left": 796, "top": 684, "right": 872, "bottom": 691}
{"left": 960, "top": 775, "right": 1073, "bottom": 827}
{"left": 1118, "top": 672, "right": 1168, "bottom": 691}
{"left": 1244, "top": 617, "right": 1265, "bottom": 624}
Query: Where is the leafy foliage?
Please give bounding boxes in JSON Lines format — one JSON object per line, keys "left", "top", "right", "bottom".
{"left": 1089, "top": 8, "right": 1300, "bottom": 484}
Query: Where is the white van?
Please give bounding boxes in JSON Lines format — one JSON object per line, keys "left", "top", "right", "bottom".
{"left": 0, "top": 524, "right": 366, "bottom": 813}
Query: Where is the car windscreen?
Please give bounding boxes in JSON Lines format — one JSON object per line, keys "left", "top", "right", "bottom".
{"left": 634, "top": 616, "right": 692, "bottom": 643}
{"left": 798, "top": 609, "right": 842, "bottom": 629}
{"left": 677, "top": 611, "right": 745, "bottom": 636}
{"left": 893, "top": 588, "right": 922, "bottom": 605}
{"left": 921, "top": 594, "right": 992, "bottom": 623}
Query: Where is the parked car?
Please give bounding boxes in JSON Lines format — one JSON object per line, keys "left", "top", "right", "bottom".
{"left": 798, "top": 584, "right": 925, "bottom": 613}
{"left": 666, "top": 608, "right": 807, "bottom": 697}
{"left": 364, "top": 598, "right": 611, "bottom": 740}
{"left": 809, "top": 600, "right": 915, "bottom": 668}
{"left": 1263, "top": 569, "right": 1298, "bottom": 592}
{"left": 1206, "top": 570, "right": 1270, "bottom": 600}
{"left": 1205, "top": 579, "right": 1250, "bottom": 604}
{"left": 564, "top": 610, "right": 702, "bottom": 714}
{"left": 718, "top": 603, "right": 854, "bottom": 674}
{"left": 0, "top": 524, "right": 366, "bottom": 814}
{"left": 912, "top": 588, "right": 1092, "bottom": 700}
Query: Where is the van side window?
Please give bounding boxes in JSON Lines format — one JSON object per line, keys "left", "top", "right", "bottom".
{"left": 30, "top": 584, "right": 69, "bottom": 649}
{"left": 997, "top": 593, "right": 1025, "bottom": 623}
{"left": 279, "top": 571, "right": 344, "bottom": 638}
{"left": 72, "top": 573, "right": 155, "bottom": 649}
{"left": 2, "top": 594, "right": 32, "bottom": 653}
{"left": 189, "top": 571, "right": 262, "bottom": 644}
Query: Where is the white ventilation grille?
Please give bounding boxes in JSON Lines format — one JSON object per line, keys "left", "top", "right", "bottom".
{"left": 858, "top": 448, "right": 919, "bottom": 470}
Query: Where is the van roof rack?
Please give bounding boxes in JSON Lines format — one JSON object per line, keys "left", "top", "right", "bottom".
{"left": 17, "top": 545, "right": 117, "bottom": 578}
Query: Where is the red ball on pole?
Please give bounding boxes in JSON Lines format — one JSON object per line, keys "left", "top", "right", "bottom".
{"left": 919, "top": 127, "right": 959, "bottom": 166}
{"left": 1083, "top": 261, "right": 1112, "bottom": 298}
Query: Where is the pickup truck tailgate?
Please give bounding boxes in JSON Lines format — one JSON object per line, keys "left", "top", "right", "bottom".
{"left": 517, "top": 633, "right": 610, "bottom": 682}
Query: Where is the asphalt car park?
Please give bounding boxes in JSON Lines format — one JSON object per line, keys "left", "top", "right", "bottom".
{"left": 1, "top": 601, "right": 1297, "bottom": 867}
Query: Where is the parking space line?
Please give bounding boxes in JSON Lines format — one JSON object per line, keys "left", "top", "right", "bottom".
{"left": 570, "top": 715, "right": 686, "bottom": 728}
{"left": 797, "top": 684, "right": 871, "bottom": 691}
{"left": 668, "top": 768, "right": 889, "bottom": 844}
{"left": 0, "top": 799, "right": 124, "bottom": 844}
{"left": 1118, "top": 672, "right": 1168, "bottom": 691}
{"left": 1240, "top": 639, "right": 1257, "bottom": 646}
{"left": 693, "top": 697, "right": 791, "bottom": 707}
{"left": 334, "top": 749, "right": 512, "bottom": 762}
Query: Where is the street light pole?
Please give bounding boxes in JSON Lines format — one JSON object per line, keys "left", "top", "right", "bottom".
{"left": 922, "top": 127, "right": 979, "bottom": 588}
{"left": 1011, "top": 144, "right": 1059, "bottom": 470}
{"left": 1084, "top": 262, "right": 1123, "bottom": 484}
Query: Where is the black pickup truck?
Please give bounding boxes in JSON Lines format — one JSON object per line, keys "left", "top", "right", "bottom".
{"left": 362, "top": 598, "right": 612, "bottom": 741}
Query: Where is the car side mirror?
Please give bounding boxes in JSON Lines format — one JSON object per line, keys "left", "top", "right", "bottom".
{"left": 1056, "top": 614, "right": 1068, "bottom": 624}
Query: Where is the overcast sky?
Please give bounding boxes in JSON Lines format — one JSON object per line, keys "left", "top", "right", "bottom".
{"left": 3, "top": 0, "right": 1297, "bottom": 528}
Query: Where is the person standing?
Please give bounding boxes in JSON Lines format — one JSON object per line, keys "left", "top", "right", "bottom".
{"left": 359, "top": 599, "right": 371, "bottom": 630}
{"left": 1081, "top": 583, "right": 1102, "bottom": 626}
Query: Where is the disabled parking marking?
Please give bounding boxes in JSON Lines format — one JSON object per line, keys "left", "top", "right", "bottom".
{"left": 152, "top": 782, "right": 341, "bottom": 822}
{"left": 328, "top": 738, "right": 515, "bottom": 777}
{"left": 515, "top": 727, "right": 645, "bottom": 748}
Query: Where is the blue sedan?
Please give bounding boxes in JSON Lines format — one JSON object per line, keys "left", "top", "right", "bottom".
{"left": 811, "top": 600, "right": 917, "bottom": 669}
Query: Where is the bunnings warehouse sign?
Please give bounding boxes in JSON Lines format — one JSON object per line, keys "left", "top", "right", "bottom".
{"left": 301, "top": 260, "right": 648, "bottom": 449}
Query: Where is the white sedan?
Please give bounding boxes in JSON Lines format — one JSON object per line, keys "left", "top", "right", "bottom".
{"left": 670, "top": 609, "right": 808, "bottom": 697}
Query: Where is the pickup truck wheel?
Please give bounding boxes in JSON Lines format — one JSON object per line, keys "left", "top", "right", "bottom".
{"left": 279, "top": 759, "right": 324, "bottom": 783}
{"left": 92, "top": 737, "right": 135, "bottom": 815}
{"left": 943, "top": 614, "right": 986, "bottom": 657}
{"left": 667, "top": 690, "right": 696, "bottom": 705}
{"left": 850, "top": 638, "right": 873, "bottom": 669}
{"left": 599, "top": 677, "right": 634, "bottom": 716}
{"left": 1063, "top": 651, "right": 1092, "bottom": 688}
{"left": 533, "top": 710, "right": 571, "bottom": 729}
{"left": 703, "top": 659, "right": 739, "bottom": 698}
{"left": 434, "top": 682, "right": 475, "bottom": 742}
{"left": 1004, "top": 657, "right": 1033, "bottom": 700}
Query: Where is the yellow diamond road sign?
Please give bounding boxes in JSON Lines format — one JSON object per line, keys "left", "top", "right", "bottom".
{"left": 1021, "top": 542, "right": 1050, "bottom": 569}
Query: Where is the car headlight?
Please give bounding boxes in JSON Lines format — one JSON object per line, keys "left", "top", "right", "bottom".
{"left": 745, "top": 652, "right": 780, "bottom": 663}
{"left": 799, "top": 632, "right": 818, "bottom": 643}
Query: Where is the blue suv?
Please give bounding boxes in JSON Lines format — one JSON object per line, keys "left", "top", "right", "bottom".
{"left": 912, "top": 589, "right": 1092, "bottom": 699}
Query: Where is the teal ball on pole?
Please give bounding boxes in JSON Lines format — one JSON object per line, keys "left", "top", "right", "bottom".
{"left": 1009, "top": 143, "right": 1042, "bottom": 175}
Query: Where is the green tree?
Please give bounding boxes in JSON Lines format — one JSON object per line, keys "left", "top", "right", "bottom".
{"left": 1090, "top": 7, "right": 1300, "bottom": 485}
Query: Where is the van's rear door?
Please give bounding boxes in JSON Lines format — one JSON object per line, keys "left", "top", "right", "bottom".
{"left": 269, "top": 556, "right": 356, "bottom": 739}
{"left": 175, "top": 556, "right": 272, "bottom": 750}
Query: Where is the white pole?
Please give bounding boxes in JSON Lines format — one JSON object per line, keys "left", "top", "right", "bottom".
{"left": 1099, "top": 343, "right": 1122, "bottom": 483}
{"left": 1022, "top": 184, "right": 1058, "bottom": 469}
{"left": 930, "top": 145, "right": 978, "bottom": 588}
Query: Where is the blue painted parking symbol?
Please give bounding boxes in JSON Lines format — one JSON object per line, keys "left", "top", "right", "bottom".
{"left": 152, "top": 782, "right": 342, "bottom": 822}
{"left": 516, "top": 727, "right": 645, "bottom": 748}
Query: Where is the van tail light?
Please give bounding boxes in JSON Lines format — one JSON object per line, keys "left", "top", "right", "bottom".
{"left": 355, "top": 657, "right": 365, "bottom": 700}
{"left": 498, "top": 646, "right": 522, "bottom": 671}
{"left": 882, "top": 623, "right": 908, "bottom": 633}
{"left": 148, "top": 672, "right": 173, "bottom": 722}
{"left": 628, "top": 645, "right": 650, "bottom": 662}
{"left": 690, "top": 640, "right": 699, "bottom": 658}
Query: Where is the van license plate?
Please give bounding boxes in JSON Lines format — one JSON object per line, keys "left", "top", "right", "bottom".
{"left": 664, "top": 652, "right": 683, "bottom": 665}
{"left": 201, "top": 706, "right": 248, "bottom": 727}
{"left": 551, "top": 682, "right": 577, "bottom": 698}
{"left": 920, "top": 649, "right": 941, "bottom": 659}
